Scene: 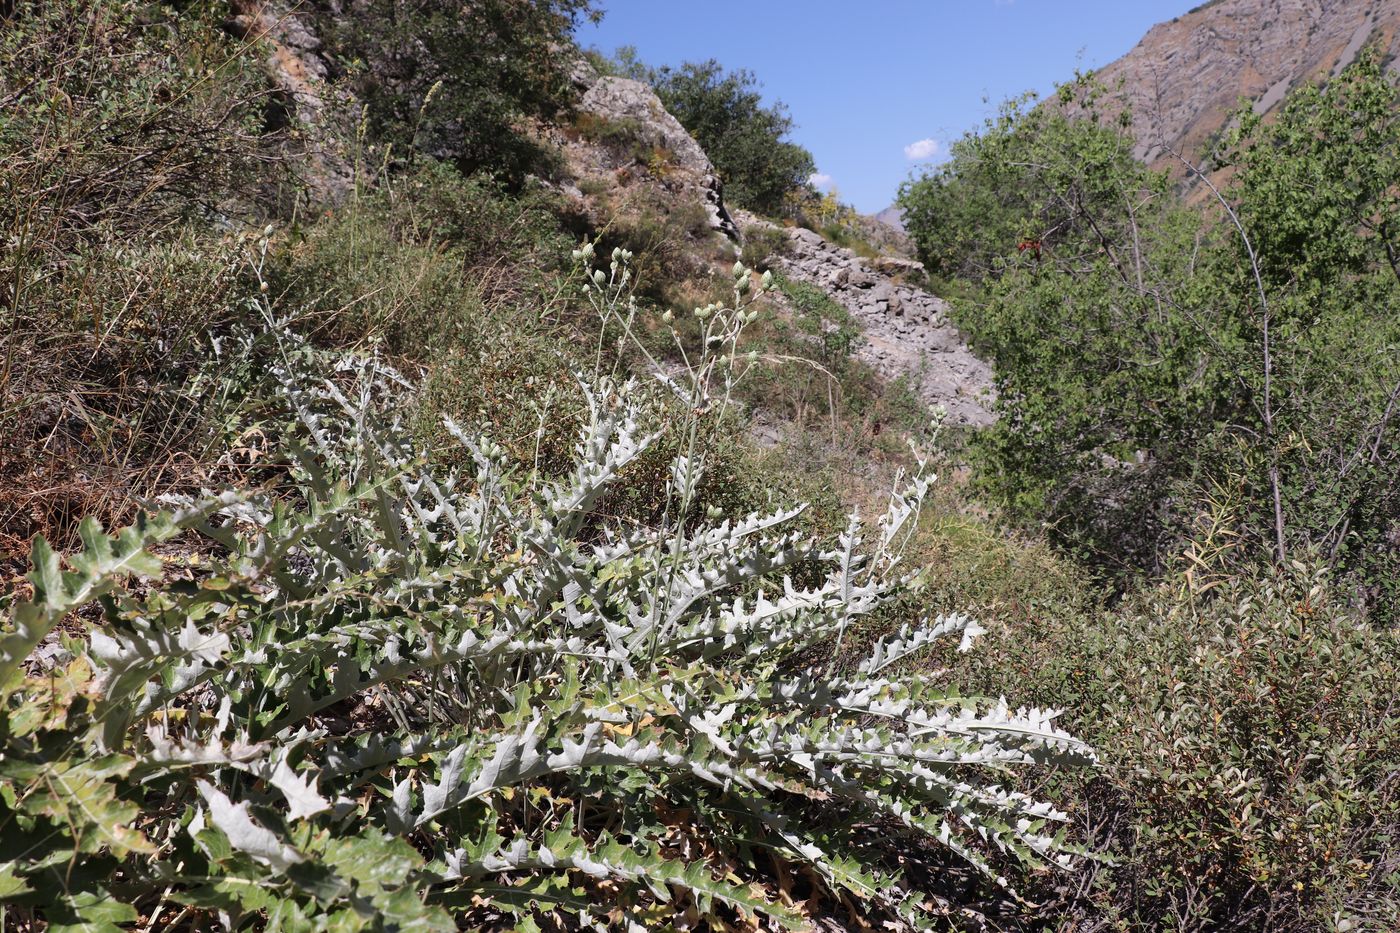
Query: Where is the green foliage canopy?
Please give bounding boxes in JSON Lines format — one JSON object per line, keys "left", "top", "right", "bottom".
{"left": 319, "top": 0, "right": 599, "bottom": 178}
{"left": 898, "top": 57, "right": 1400, "bottom": 615}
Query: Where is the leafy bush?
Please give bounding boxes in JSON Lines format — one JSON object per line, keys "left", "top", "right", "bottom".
{"left": 0, "top": 259, "right": 1092, "bottom": 929}
{"left": 1088, "top": 564, "right": 1400, "bottom": 930}
{"left": 929, "top": 546, "right": 1400, "bottom": 930}
{"left": 591, "top": 191, "right": 716, "bottom": 301}
{"left": 895, "top": 79, "right": 1141, "bottom": 283}
{"left": 899, "top": 63, "right": 1400, "bottom": 615}
{"left": 275, "top": 164, "right": 572, "bottom": 354}
{"left": 777, "top": 275, "right": 861, "bottom": 374}
{"left": 316, "top": 0, "right": 598, "bottom": 179}
{"left": 739, "top": 223, "right": 790, "bottom": 271}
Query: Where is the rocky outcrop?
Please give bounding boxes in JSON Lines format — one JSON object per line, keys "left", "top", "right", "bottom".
{"left": 1097, "top": 0, "right": 1400, "bottom": 170}
{"left": 227, "top": 1, "right": 354, "bottom": 203}
{"left": 568, "top": 62, "right": 739, "bottom": 240}
{"left": 736, "top": 212, "right": 995, "bottom": 427}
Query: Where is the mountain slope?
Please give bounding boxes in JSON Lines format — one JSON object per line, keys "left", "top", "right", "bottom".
{"left": 1097, "top": 0, "right": 1400, "bottom": 167}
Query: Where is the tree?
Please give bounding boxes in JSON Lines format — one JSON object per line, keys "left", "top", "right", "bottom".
{"left": 902, "top": 76, "right": 1229, "bottom": 573}
{"left": 898, "top": 61, "right": 1400, "bottom": 618}
{"left": 1223, "top": 48, "right": 1400, "bottom": 617}
{"left": 897, "top": 80, "right": 1143, "bottom": 282}
{"left": 319, "top": 0, "right": 600, "bottom": 179}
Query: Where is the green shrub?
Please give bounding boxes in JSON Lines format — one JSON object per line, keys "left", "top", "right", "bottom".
{"left": 570, "top": 112, "right": 656, "bottom": 167}
{"left": 936, "top": 555, "right": 1400, "bottom": 930}
{"left": 0, "top": 305, "right": 1092, "bottom": 928}
{"left": 739, "top": 224, "right": 790, "bottom": 271}
{"left": 1092, "top": 565, "right": 1400, "bottom": 929}
{"left": 776, "top": 275, "right": 860, "bottom": 374}
{"left": 900, "top": 62, "right": 1400, "bottom": 616}
{"left": 274, "top": 163, "right": 572, "bottom": 354}
{"left": 592, "top": 193, "right": 715, "bottom": 302}
{"left": 316, "top": 0, "right": 597, "bottom": 179}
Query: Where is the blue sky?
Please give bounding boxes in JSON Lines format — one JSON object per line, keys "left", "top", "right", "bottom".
{"left": 576, "top": 1, "right": 1196, "bottom": 213}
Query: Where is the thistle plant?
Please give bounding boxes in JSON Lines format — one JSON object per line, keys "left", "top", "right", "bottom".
{"left": 0, "top": 256, "right": 1093, "bottom": 929}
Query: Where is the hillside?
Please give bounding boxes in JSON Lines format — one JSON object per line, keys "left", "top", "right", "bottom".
{"left": 1098, "top": 0, "right": 1400, "bottom": 166}
{"left": 7, "top": 2, "right": 1400, "bottom": 930}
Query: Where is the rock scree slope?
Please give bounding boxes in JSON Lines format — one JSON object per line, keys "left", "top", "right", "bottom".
{"left": 561, "top": 66, "right": 994, "bottom": 426}
{"left": 734, "top": 210, "right": 994, "bottom": 427}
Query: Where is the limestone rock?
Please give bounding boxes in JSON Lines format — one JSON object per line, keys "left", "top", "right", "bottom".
{"left": 571, "top": 69, "right": 739, "bottom": 240}
{"left": 227, "top": 0, "right": 354, "bottom": 203}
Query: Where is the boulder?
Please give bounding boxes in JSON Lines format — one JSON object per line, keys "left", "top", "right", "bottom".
{"left": 572, "top": 68, "right": 739, "bottom": 241}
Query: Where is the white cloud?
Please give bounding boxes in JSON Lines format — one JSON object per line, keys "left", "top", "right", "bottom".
{"left": 903, "top": 138, "right": 941, "bottom": 161}
{"left": 808, "top": 172, "right": 835, "bottom": 191}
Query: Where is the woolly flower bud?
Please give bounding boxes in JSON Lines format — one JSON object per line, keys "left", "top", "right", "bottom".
{"left": 761, "top": 269, "right": 774, "bottom": 290}
{"left": 736, "top": 273, "right": 751, "bottom": 295}
{"left": 612, "top": 247, "right": 622, "bottom": 261}
{"left": 745, "top": 309, "right": 759, "bottom": 323}
{"left": 732, "top": 260, "right": 746, "bottom": 278}
{"left": 747, "top": 350, "right": 759, "bottom": 363}
{"left": 263, "top": 224, "right": 275, "bottom": 238}
{"left": 706, "top": 504, "right": 723, "bottom": 519}
{"left": 661, "top": 309, "right": 674, "bottom": 323}
{"left": 592, "top": 269, "right": 607, "bottom": 286}
{"left": 694, "top": 306, "right": 712, "bottom": 319}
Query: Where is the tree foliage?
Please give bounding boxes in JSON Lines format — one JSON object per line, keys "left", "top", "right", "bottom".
{"left": 317, "top": 0, "right": 599, "bottom": 178}
{"left": 899, "top": 59, "right": 1400, "bottom": 614}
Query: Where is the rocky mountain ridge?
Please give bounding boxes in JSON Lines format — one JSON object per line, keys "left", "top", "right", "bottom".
{"left": 1098, "top": 0, "right": 1400, "bottom": 169}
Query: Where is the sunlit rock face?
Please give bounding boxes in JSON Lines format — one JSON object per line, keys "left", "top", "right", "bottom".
{"left": 1094, "top": 0, "right": 1400, "bottom": 170}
